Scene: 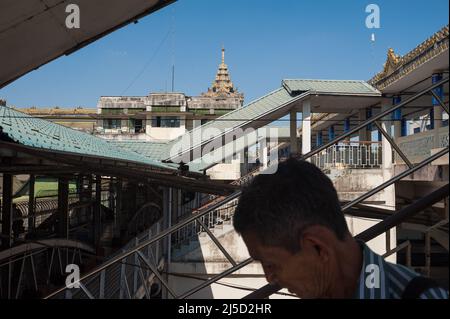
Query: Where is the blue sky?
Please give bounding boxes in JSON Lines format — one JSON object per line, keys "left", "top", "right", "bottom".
{"left": 1, "top": 0, "right": 448, "bottom": 108}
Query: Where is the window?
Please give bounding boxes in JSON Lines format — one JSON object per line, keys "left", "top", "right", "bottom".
{"left": 152, "top": 116, "right": 180, "bottom": 128}
{"left": 413, "top": 127, "right": 420, "bottom": 134}
{"left": 128, "top": 119, "right": 145, "bottom": 133}
{"left": 103, "top": 119, "right": 121, "bottom": 129}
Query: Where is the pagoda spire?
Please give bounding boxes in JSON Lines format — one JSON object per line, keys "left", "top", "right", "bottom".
{"left": 200, "top": 47, "right": 245, "bottom": 107}
{"left": 221, "top": 46, "right": 225, "bottom": 65}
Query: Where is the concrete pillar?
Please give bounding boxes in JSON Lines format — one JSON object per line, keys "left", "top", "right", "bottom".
{"left": 432, "top": 73, "right": 444, "bottom": 129}
{"left": 290, "top": 110, "right": 298, "bottom": 155}
{"left": 27, "top": 174, "right": 35, "bottom": 234}
{"left": 57, "top": 178, "right": 69, "bottom": 239}
{"left": 302, "top": 100, "right": 311, "bottom": 156}
{"left": 1, "top": 174, "right": 13, "bottom": 248}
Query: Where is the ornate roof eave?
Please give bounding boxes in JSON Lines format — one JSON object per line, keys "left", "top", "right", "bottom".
{"left": 369, "top": 24, "right": 449, "bottom": 90}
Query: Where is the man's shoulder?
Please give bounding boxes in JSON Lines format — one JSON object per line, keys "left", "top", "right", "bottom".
{"left": 384, "top": 261, "right": 448, "bottom": 299}
{"left": 360, "top": 243, "right": 448, "bottom": 299}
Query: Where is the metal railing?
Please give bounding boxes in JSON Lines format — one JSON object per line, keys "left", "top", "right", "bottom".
{"left": 311, "top": 141, "right": 382, "bottom": 169}
{"left": 58, "top": 221, "right": 164, "bottom": 299}
{"left": 0, "top": 239, "right": 95, "bottom": 299}
{"left": 171, "top": 200, "right": 238, "bottom": 249}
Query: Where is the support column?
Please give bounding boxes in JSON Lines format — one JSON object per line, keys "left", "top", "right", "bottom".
{"left": 1, "top": 174, "right": 13, "bottom": 248}
{"left": 243, "top": 146, "right": 249, "bottom": 174}
{"left": 57, "top": 178, "right": 69, "bottom": 239}
{"left": 27, "top": 174, "right": 35, "bottom": 235}
{"left": 93, "top": 175, "right": 102, "bottom": 246}
{"left": 432, "top": 73, "right": 444, "bottom": 129}
{"left": 161, "top": 187, "right": 171, "bottom": 299}
{"left": 114, "top": 179, "right": 122, "bottom": 238}
{"left": 302, "top": 100, "right": 311, "bottom": 157}
{"left": 167, "top": 188, "right": 173, "bottom": 264}
{"left": 290, "top": 110, "right": 298, "bottom": 155}
{"left": 1, "top": 174, "right": 13, "bottom": 299}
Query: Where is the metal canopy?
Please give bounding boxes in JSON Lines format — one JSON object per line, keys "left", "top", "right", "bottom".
{"left": 0, "top": 0, "right": 175, "bottom": 88}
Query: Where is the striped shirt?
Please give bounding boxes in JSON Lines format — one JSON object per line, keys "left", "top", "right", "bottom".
{"left": 354, "top": 242, "right": 449, "bottom": 299}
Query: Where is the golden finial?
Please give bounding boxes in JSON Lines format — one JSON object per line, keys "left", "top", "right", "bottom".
{"left": 221, "top": 46, "right": 225, "bottom": 64}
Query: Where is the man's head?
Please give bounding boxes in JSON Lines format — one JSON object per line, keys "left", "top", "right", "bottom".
{"left": 233, "top": 158, "right": 354, "bottom": 298}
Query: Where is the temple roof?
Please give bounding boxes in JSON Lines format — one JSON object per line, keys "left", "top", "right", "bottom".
{"left": 369, "top": 25, "right": 449, "bottom": 90}
{"left": 202, "top": 48, "right": 244, "bottom": 102}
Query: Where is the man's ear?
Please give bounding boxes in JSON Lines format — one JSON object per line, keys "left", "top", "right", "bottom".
{"left": 299, "top": 225, "right": 336, "bottom": 262}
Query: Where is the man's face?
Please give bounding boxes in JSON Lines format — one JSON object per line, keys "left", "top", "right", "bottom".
{"left": 241, "top": 231, "right": 328, "bottom": 299}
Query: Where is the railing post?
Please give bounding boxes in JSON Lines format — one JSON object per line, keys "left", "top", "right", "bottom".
{"left": 425, "top": 232, "right": 431, "bottom": 277}
{"left": 99, "top": 270, "right": 105, "bottom": 299}
{"left": 406, "top": 243, "right": 412, "bottom": 268}
{"left": 28, "top": 174, "right": 36, "bottom": 234}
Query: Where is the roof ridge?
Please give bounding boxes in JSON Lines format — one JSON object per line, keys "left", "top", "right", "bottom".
{"left": 283, "top": 78, "right": 366, "bottom": 83}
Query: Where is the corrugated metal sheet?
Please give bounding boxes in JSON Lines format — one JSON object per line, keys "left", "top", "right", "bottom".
{"left": 0, "top": 105, "right": 174, "bottom": 170}
{"left": 282, "top": 79, "right": 380, "bottom": 95}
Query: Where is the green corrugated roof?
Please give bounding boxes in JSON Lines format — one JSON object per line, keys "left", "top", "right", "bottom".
{"left": 108, "top": 140, "right": 170, "bottom": 161}
{"left": 0, "top": 106, "right": 174, "bottom": 170}
{"left": 282, "top": 79, "right": 380, "bottom": 95}
{"left": 108, "top": 140, "right": 210, "bottom": 172}
{"left": 165, "top": 87, "right": 296, "bottom": 155}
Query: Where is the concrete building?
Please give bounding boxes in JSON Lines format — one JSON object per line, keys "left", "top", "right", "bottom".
{"left": 95, "top": 48, "right": 244, "bottom": 142}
